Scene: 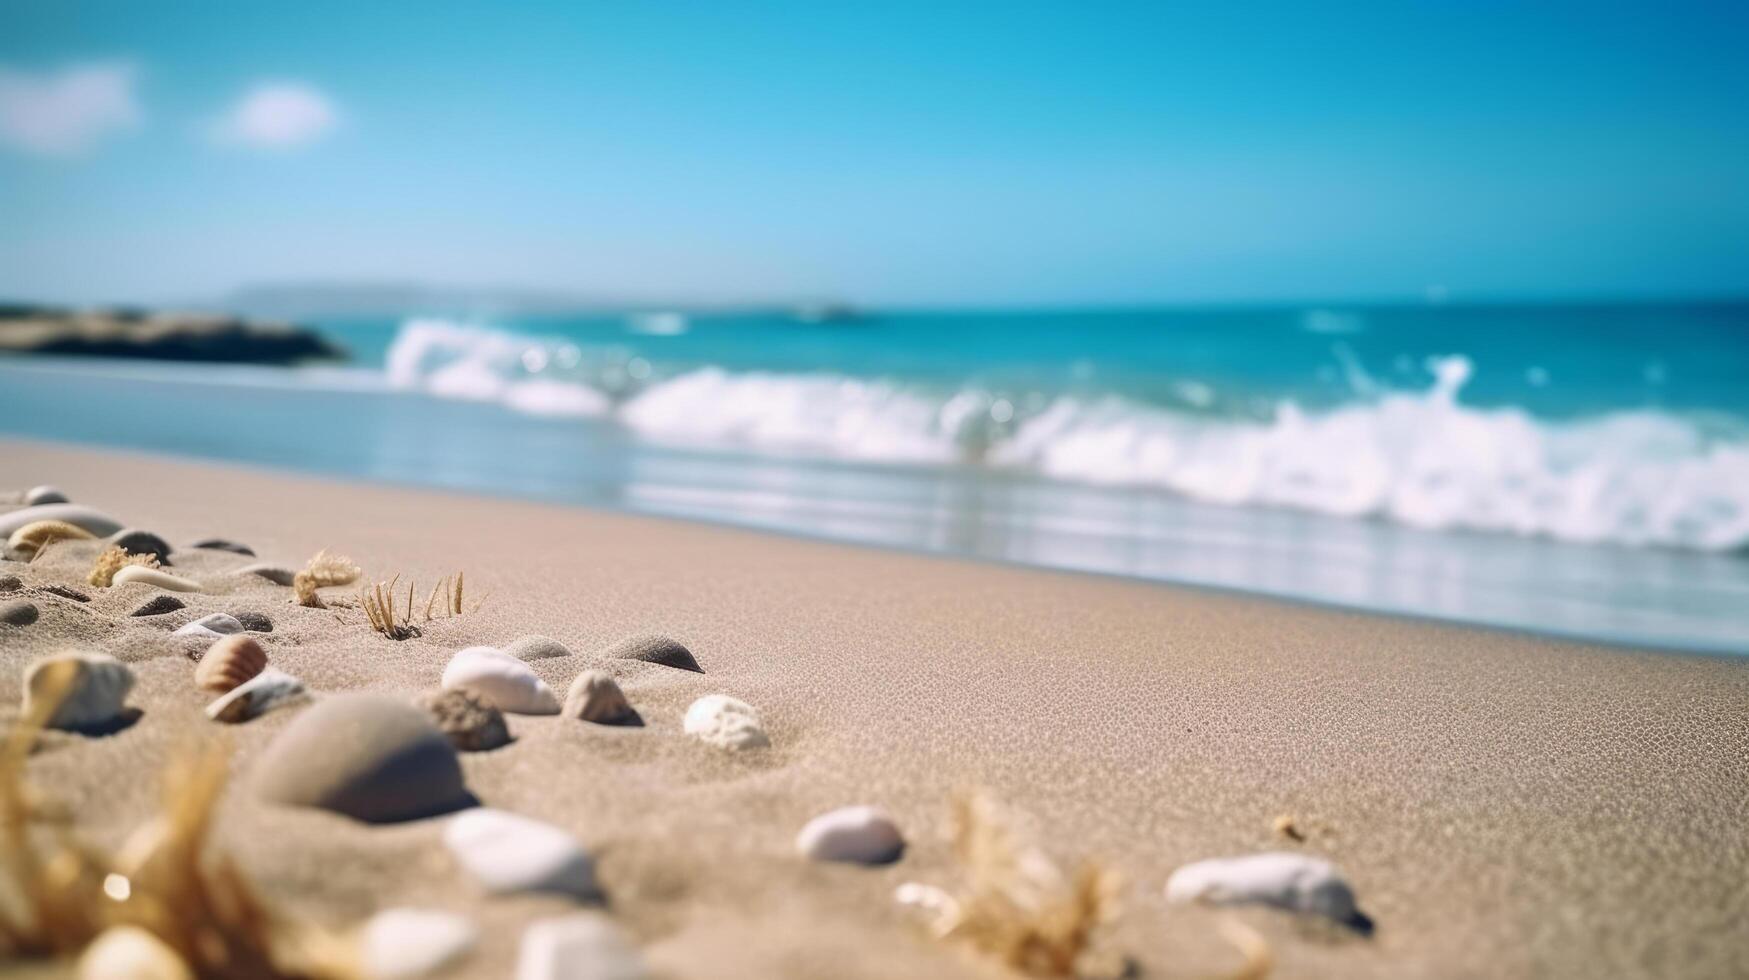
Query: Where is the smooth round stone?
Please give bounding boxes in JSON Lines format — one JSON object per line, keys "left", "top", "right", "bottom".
{"left": 236, "top": 563, "right": 296, "bottom": 586}
{"left": 24, "top": 652, "right": 135, "bottom": 732}
{"left": 600, "top": 633, "right": 701, "bottom": 673}
{"left": 190, "top": 537, "right": 255, "bottom": 556}
{"left": 108, "top": 528, "right": 173, "bottom": 563}
{"left": 113, "top": 565, "right": 201, "bottom": 592}
{"left": 504, "top": 634, "right": 574, "bottom": 661}
{"left": 0, "top": 599, "right": 38, "bottom": 626}
{"left": 77, "top": 925, "right": 192, "bottom": 980}
{"left": 515, "top": 915, "right": 646, "bottom": 980}
{"left": 0, "top": 574, "right": 20, "bottom": 592}
{"left": 441, "top": 647, "right": 559, "bottom": 715}
{"left": 361, "top": 908, "right": 478, "bottom": 980}
{"left": 414, "top": 689, "right": 511, "bottom": 751}
{"left": 195, "top": 634, "right": 269, "bottom": 694}
{"left": 131, "top": 594, "right": 185, "bottom": 617}
{"left": 206, "top": 667, "right": 307, "bottom": 723}
{"left": 252, "top": 694, "right": 470, "bottom": 823}
{"left": 683, "top": 694, "right": 769, "bottom": 750}
{"left": 796, "top": 805, "right": 905, "bottom": 865}
{"left": 1164, "top": 852, "right": 1366, "bottom": 929}
{"left": 443, "top": 808, "right": 599, "bottom": 900}
{"left": 24, "top": 485, "right": 70, "bottom": 507}
{"left": 0, "top": 504, "right": 123, "bottom": 539}
{"left": 233, "top": 611, "right": 273, "bottom": 632}
{"left": 563, "top": 670, "right": 639, "bottom": 726}
{"left": 174, "top": 613, "right": 245, "bottom": 638}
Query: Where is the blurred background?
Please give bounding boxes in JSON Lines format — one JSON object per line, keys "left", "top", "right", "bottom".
{"left": 2, "top": 2, "right": 1745, "bottom": 651}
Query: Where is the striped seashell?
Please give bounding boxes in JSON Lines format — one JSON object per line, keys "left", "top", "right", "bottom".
{"left": 23, "top": 651, "right": 135, "bottom": 732}
{"left": 194, "top": 635, "right": 268, "bottom": 694}
{"left": 8, "top": 519, "right": 95, "bottom": 556}
{"left": 112, "top": 565, "right": 201, "bottom": 592}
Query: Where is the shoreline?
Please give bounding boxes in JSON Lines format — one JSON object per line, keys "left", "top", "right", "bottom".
{"left": 2, "top": 439, "right": 1747, "bottom": 977}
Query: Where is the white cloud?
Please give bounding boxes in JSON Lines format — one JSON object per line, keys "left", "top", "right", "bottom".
{"left": 212, "top": 82, "right": 338, "bottom": 149}
{"left": 0, "top": 62, "right": 141, "bottom": 156}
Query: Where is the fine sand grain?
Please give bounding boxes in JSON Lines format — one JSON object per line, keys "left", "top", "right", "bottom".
{"left": 1, "top": 438, "right": 1746, "bottom": 978}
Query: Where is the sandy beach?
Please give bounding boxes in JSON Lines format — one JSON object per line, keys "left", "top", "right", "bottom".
{"left": 2, "top": 436, "right": 1746, "bottom": 979}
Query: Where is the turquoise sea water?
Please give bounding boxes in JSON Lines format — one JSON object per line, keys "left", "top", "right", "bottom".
{"left": 3, "top": 301, "right": 1746, "bottom": 652}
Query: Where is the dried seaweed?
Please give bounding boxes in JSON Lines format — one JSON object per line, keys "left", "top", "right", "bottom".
{"left": 291, "top": 550, "right": 361, "bottom": 609}
{"left": 88, "top": 545, "right": 160, "bottom": 588}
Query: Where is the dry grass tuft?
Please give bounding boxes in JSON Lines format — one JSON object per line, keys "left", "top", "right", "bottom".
{"left": 359, "top": 570, "right": 477, "bottom": 640}
{"left": 292, "top": 550, "right": 361, "bottom": 608}
{"left": 0, "top": 669, "right": 359, "bottom": 976}
{"left": 87, "top": 545, "right": 160, "bottom": 588}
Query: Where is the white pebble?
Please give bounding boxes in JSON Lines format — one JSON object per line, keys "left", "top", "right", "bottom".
{"left": 113, "top": 565, "right": 201, "bottom": 592}
{"left": 443, "top": 808, "right": 598, "bottom": 899}
{"left": 362, "top": 908, "right": 478, "bottom": 980}
{"left": 441, "top": 647, "right": 559, "bottom": 715}
{"left": 174, "top": 613, "right": 245, "bottom": 638}
{"left": 1164, "top": 852, "right": 1363, "bottom": 926}
{"left": 77, "top": 925, "right": 191, "bottom": 980}
{"left": 515, "top": 915, "right": 646, "bottom": 980}
{"left": 796, "top": 806, "right": 905, "bottom": 864}
{"left": 683, "top": 694, "right": 769, "bottom": 750}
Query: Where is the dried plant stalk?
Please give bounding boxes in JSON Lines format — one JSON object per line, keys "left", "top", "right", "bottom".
{"left": 292, "top": 550, "right": 361, "bottom": 608}
{"left": 360, "top": 574, "right": 418, "bottom": 640}
{"left": 87, "top": 545, "right": 160, "bottom": 587}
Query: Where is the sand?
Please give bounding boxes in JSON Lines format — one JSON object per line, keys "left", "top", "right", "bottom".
{"left": 1, "top": 437, "right": 1746, "bottom": 979}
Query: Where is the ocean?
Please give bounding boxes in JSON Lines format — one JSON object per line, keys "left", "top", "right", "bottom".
{"left": 3, "top": 301, "right": 1746, "bottom": 653}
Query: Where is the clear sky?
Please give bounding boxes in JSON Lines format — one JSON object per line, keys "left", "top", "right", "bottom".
{"left": 2, "top": 1, "right": 1746, "bottom": 307}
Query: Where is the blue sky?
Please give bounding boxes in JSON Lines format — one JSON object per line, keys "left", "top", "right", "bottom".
{"left": 2, "top": 1, "right": 1746, "bottom": 307}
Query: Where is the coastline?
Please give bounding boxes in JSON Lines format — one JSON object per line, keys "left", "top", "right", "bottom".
{"left": 2, "top": 438, "right": 1747, "bottom": 977}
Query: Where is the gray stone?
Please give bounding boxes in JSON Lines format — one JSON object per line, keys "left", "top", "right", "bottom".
{"left": 504, "top": 634, "right": 574, "bottom": 661}
{"left": 190, "top": 538, "right": 255, "bottom": 556}
{"left": 174, "top": 613, "right": 244, "bottom": 638}
{"left": 23, "top": 652, "right": 134, "bottom": 732}
{"left": 41, "top": 584, "right": 89, "bottom": 603}
{"left": 599, "top": 633, "right": 701, "bottom": 673}
{"left": 0, "top": 599, "right": 38, "bottom": 626}
{"left": 0, "top": 504, "right": 122, "bottom": 539}
{"left": 233, "top": 611, "right": 273, "bottom": 632}
{"left": 131, "top": 595, "right": 185, "bottom": 617}
{"left": 236, "top": 563, "right": 296, "bottom": 586}
{"left": 563, "top": 670, "right": 640, "bottom": 726}
{"left": 108, "top": 528, "right": 173, "bottom": 563}
{"left": 23, "top": 485, "right": 69, "bottom": 506}
{"left": 0, "top": 574, "right": 21, "bottom": 592}
{"left": 207, "top": 668, "right": 307, "bottom": 724}
{"left": 252, "top": 694, "right": 471, "bottom": 823}
{"left": 414, "top": 689, "right": 512, "bottom": 751}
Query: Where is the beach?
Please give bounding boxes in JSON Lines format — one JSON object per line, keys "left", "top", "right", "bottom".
{"left": 2, "top": 436, "right": 1746, "bottom": 978}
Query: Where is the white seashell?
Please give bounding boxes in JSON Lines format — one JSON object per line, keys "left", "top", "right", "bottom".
{"left": 683, "top": 694, "right": 769, "bottom": 750}
{"left": 894, "top": 882, "right": 960, "bottom": 925}
{"left": 1164, "top": 852, "right": 1364, "bottom": 927}
{"left": 796, "top": 805, "right": 904, "bottom": 864}
{"left": 0, "top": 503, "right": 122, "bottom": 538}
{"left": 443, "top": 808, "right": 598, "bottom": 899}
{"left": 441, "top": 647, "right": 559, "bottom": 715}
{"left": 361, "top": 908, "right": 478, "bottom": 980}
{"left": 24, "top": 652, "right": 135, "bottom": 732}
{"left": 24, "top": 485, "right": 70, "bottom": 506}
{"left": 77, "top": 925, "right": 193, "bottom": 980}
{"left": 113, "top": 565, "right": 201, "bottom": 592}
{"left": 515, "top": 915, "right": 646, "bottom": 980}
{"left": 236, "top": 563, "right": 297, "bottom": 586}
{"left": 174, "top": 613, "right": 244, "bottom": 638}
{"left": 206, "top": 667, "right": 307, "bottom": 723}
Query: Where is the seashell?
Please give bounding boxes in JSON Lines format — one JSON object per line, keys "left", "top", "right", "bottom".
{"left": 206, "top": 667, "right": 306, "bottom": 723}
{"left": 131, "top": 595, "right": 185, "bottom": 617}
{"left": 443, "top": 808, "right": 598, "bottom": 899}
{"left": 515, "top": 915, "right": 645, "bottom": 980}
{"left": 361, "top": 908, "right": 479, "bottom": 980}
{"left": 252, "top": 694, "right": 469, "bottom": 822}
{"left": 1165, "top": 852, "right": 1368, "bottom": 930}
{"left": 24, "top": 651, "right": 135, "bottom": 732}
{"left": 195, "top": 634, "right": 268, "bottom": 694}
{"left": 190, "top": 537, "right": 254, "bottom": 556}
{"left": 683, "top": 694, "right": 768, "bottom": 750}
{"left": 108, "top": 528, "right": 173, "bottom": 563}
{"left": 599, "top": 633, "right": 702, "bottom": 672}
{"left": 24, "top": 484, "right": 69, "bottom": 506}
{"left": 441, "top": 646, "right": 559, "bottom": 715}
{"left": 8, "top": 519, "right": 95, "bottom": 556}
{"left": 1, "top": 599, "right": 38, "bottom": 626}
{"left": 563, "top": 670, "right": 640, "bottom": 726}
{"left": 0, "top": 503, "right": 123, "bottom": 539}
{"left": 796, "top": 805, "right": 905, "bottom": 864}
{"left": 414, "top": 689, "right": 511, "bottom": 751}
{"left": 77, "top": 925, "right": 193, "bottom": 980}
{"left": 113, "top": 565, "right": 201, "bottom": 592}
{"left": 174, "top": 613, "right": 244, "bottom": 638}
{"left": 236, "top": 563, "right": 296, "bottom": 586}
{"left": 504, "top": 634, "right": 573, "bottom": 661}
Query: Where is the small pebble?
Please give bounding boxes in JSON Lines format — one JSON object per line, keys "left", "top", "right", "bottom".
{"left": 600, "top": 633, "right": 702, "bottom": 672}
{"left": 515, "top": 915, "right": 646, "bottom": 980}
{"left": 683, "top": 694, "right": 769, "bottom": 750}
{"left": 191, "top": 537, "right": 255, "bottom": 556}
{"left": 563, "top": 670, "right": 640, "bottom": 726}
{"left": 236, "top": 563, "right": 296, "bottom": 586}
{"left": 1164, "top": 852, "right": 1369, "bottom": 930}
{"left": 131, "top": 595, "right": 186, "bottom": 617}
{"left": 444, "top": 808, "right": 599, "bottom": 900}
{"left": 23, "top": 652, "right": 135, "bottom": 732}
{"left": 41, "top": 584, "right": 89, "bottom": 602}
{"left": 174, "top": 613, "right": 245, "bottom": 638}
{"left": 362, "top": 908, "right": 479, "bottom": 980}
{"left": 233, "top": 611, "right": 273, "bottom": 632}
{"left": 0, "top": 574, "right": 20, "bottom": 592}
{"left": 77, "top": 925, "right": 192, "bottom": 980}
{"left": 1, "top": 599, "right": 38, "bottom": 626}
{"left": 441, "top": 647, "right": 559, "bottom": 715}
{"left": 108, "top": 528, "right": 173, "bottom": 563}
{"left": 796, "top": 805, "right": 905, "bottom": 865}
{"left": 206, "top": 667, "right": 307, "bottom": 723}
{"left": 414, "top": 689, "right": 512, "bottom": 751}
{"left": 24, "top": 485, "right": 69, "bottom": 506}
{"left": 252, "top": 694, "right": 469, "bottom": 822}
{"left": 113, "top": 565, "right": 200, "bottom": 592}
{"left": 195, "top": 635, "right": 269, "bottom": 694}
{"left": 0, "top": 504, "right": 123, "bottom": 539}
{"left": 505, "top": 634, "right": 574, "bottom": 661}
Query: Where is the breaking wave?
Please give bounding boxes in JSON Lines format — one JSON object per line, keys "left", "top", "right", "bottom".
{"left": 385, "top": 318, "right": 1749, "bottom": 552}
